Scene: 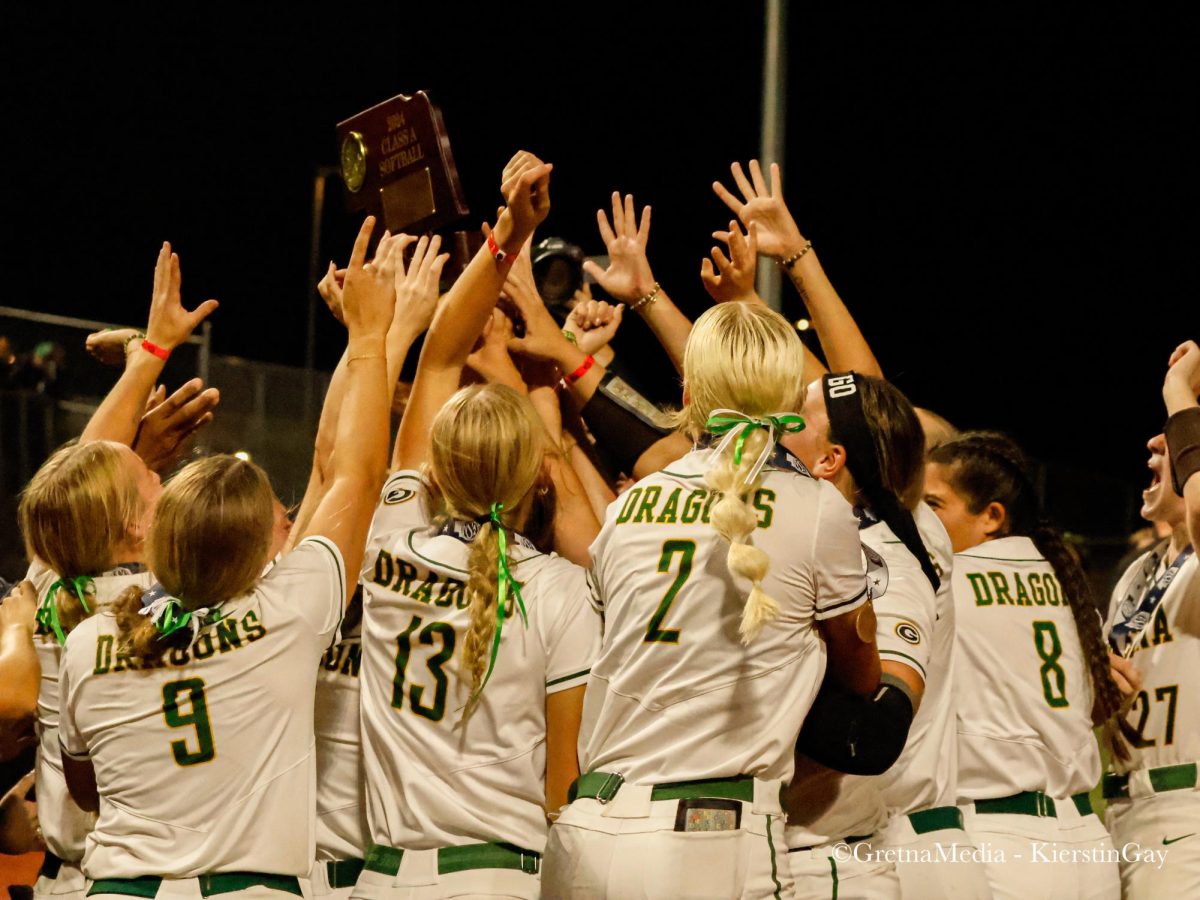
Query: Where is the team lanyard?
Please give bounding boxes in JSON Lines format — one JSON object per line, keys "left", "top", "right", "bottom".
{"left": 1108, "top": 542, "right": 1194, "bottom": 656}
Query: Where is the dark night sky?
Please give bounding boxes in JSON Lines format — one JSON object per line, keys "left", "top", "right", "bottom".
{"left": 3, "top": 5, "right": 1196, "bottom": 535}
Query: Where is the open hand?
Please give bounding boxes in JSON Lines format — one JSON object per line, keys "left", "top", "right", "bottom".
{"left": 145, "top": 243, "right": 219, "bottom": 351}
{"left": 132, "top": 379, "right": 220, "bottom": 473}
{"left": 712, "top": 160, "right": 805, "bottom": 260}
{"left": 582, "top": 193, "right": 656, "bottom": 304}
{"left": 393, "top": 233, "right": 449, "bottom": 335}
{"left": 701, "top": 219, "right": 760, "bottom": 303}
{"left": 341, "top": 217, "right": 397, "bottom": 339}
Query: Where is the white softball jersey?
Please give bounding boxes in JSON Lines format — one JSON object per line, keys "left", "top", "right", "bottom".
{"left": 952, "top": 536, "right": 1100, "bottom": 800}
{"left": 314, "top": 620, "right": 368, "bottom": 862}
{"left": 784, "top": 508, "right": 939, "bottom": 847}
{"left": 580, "top": 447, "right": 870, "bottom": 787}
{"left": 358, "top": 470, "right": 601, "bottom": 854}
{"left": 56, "top": 536, "right": 346, "bottom": 877}
{"left": 28, "top": 560, "right": 153, "bottom": 865}
{"left": 876, "top": 503, "right": 959, "bottom": 815}
{"left": 1105, "top": 544, "right": 1199, "bottom": 773}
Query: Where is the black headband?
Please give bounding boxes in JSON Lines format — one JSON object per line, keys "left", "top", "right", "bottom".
{"left": 823, "top": 372, "right": 941, "bottom": 591}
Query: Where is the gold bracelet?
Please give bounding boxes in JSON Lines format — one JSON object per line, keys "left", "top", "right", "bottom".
{"left": 780, "top": 241, "right": 813, "bottom": 269}
{"left": 631, "top": 282, "right": 661, "bottom": 311}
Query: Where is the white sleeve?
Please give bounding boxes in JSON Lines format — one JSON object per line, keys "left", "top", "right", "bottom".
{"left": 261, "top": 537, "right": 346, "bottom": 643}
{"left": 533, "top": 560, "right": 603, "bottom": 695}
{"left": 57, "top": 637, "right": 88, "bottom": 759}
{"left": 812, "top": 483, "right": 870, "bottom": 621}
{"left": 872, "top": 560, "right": 936, "bottom": 684}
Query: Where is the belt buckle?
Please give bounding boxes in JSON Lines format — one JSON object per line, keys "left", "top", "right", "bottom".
{"left": 596, "top": 771, "right": 625, "bottom": 804}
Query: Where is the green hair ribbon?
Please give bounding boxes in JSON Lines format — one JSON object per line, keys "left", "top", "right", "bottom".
{"left": 706, "top": 410, "right": 806, "bottom": 466}
{"left": 473, "top": 502, "right": 529, "bottom": 702}
{"left": 138, "top": 585, "right": 223, "bottom": 645}
{"left": 38, "top": 576, "right": 95, "bottom": 645}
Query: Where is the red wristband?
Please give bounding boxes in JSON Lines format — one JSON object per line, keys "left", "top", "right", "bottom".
{"left": 141, "top": 339, "right": 170, "bottom": 361}
{"left": 564, "top": 354, "right": 595, "bottom": 384}
{"left": 486, "top": 231, "right": 508, "bottom": 264}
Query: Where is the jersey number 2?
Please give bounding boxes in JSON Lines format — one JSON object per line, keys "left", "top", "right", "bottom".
{"left": 645, "top": 540, "right": 696, "bottom": 644}
{"left": 162, "top": 678, "right": 216, "bottom": 766}
{"left": 393, "top": 615, "right": 456, "bottom": 721}
{"left": 1032, "top": 621, "right": 1069, "bottom": 708}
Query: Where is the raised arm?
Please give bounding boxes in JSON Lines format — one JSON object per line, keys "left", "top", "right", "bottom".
{"left": 81, "top": 243, "right": 218, "bottom": 445}
{"left": 393, "top": 151, "right": 553, "bottom": 471}
{"left": 582, "top": 194, "right": 692, "bottom": 374}
{"left": 714, "top": 161, "right": 882, "bottom": 378}
{"left": 1164, "top": 340, "right": 1200, "bottom": 549}
{"left": 296, "top": 217, "right": 395, "bottom": 601}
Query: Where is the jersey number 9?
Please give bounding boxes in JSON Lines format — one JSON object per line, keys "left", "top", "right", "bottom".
{"left": 162, "top": 678, "right": 217, "bottom": 766}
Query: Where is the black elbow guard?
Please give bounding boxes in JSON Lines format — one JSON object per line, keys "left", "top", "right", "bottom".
{"left": 796, "top": 681, "right": 915, "bottom": 776}
{"left": 580, "top": 376, "right": 671, "bottom": 474}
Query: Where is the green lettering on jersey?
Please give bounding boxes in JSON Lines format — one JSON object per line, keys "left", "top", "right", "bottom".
{"left": 615, "top": 488, "right": 643, "bottom": 524}
{"left": 753, "top": 488, "right": 776, "bottom": 529}
{"left": 411, "top": 575, "right": 435, "bottom": 606}
{"left": 321, "top": 643, "right": 343, "bottom": 671}
{"left": 1043, "top": 572, "right": 1062, "bottom": 606}
{"left": 372, "top": 549, "right": 395, "bottom": 587}
{"left": 656, "top": 488, "right": 681, "bottom": 524}
{"left": 966, "top": 572, "right": 993, "bottom": 605}
{"left": 988, "top": 572, "right": 1013, "bottom": 605}
{"left": 113, "top": 648, "right": 134, "bottom": 673}
{"left": 1028, "top": 572, "right": 1046, "bottom": 605}
{"left": 701, "top": 490, "right": 721, "bottom": 524}
{"left": 94, "top": 634, "right": 114, "bottom": 675}
{"left": 434, "top": 578, "right": 457, "bottom": 608}
{"left": 394, "top": 560, "right": 419, "bottom": 597}
{"left": 241, "top": 610, "right": 267, "bottom": 642}
{"left": 633, "top": 486, "right": 662, "bottom": 523}
{"left": 680, "top": 489, "right": 707, "bottom": 524}
{"left": 1140, "top": 608, "right": 1174, "bottom": 648}
{"left": 192, "top": 633, "right": 216, "bottom": 660}
{"left": 168, "top": 645, "right": 191, "bottom": 666}
{"left": 1013, "top": 573, "right": 1031, "bottom": 606}
{"left": 215, "top": 618, "right": 242, "bottom": 653}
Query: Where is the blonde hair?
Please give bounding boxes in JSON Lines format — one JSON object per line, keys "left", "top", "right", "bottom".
{"left": 428, "top": 384, "right": 545, "bottom": 710}
{"left": 114, "top": 455, "right": 273, "bottom": 666}
{"left": 19, "top": 441, "right": 144, "bottom": 638}
{"left": 680, "top": 304, "right": 806, "bottom": 643}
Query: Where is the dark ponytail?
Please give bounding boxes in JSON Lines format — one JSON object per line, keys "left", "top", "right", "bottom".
{"left": 929, "top": 431, "right": 1122, "bottom": 724}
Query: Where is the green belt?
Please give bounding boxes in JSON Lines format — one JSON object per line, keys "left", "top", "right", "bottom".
{"left": 907, "top": 805, "right": 964, "bottom": 834}
{"left": 1103, "top": 762, "right": 1198, "bottom": 800}
{"left": 324, "top": 858, "right": 364, "bottom": 890}
{"left": 364, "top": 842, "right": 539, "bottom": 877}
{"left": 569, "top": 771, "right": 756, "bottom": 804}
{"left": 973, "top": 790, "right": 1093, "bottom": 818}
{"left": 88, "top": 873, "right": 302, "bottom": 898}
{"left": 39, "top": 851, "right": 64, "bottom": 881}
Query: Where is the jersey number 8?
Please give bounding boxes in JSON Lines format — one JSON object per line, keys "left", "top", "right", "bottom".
{"left": 1032, "top": 621, "right": 1069, "bottom": 709}
{"left": 162, "top": 678, "right": 216, "bottom": 766}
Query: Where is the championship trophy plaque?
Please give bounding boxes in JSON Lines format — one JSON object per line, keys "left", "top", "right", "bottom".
{"left": 336, "top": 91, "right": 468, "bottom": 234}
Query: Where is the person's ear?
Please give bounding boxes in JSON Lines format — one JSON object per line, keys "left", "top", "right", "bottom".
{"left": 982, "top": 501, "right": 1007, "bottom": 537}
{"left": 811, "top": 443, "right": 848, "bottom": 480}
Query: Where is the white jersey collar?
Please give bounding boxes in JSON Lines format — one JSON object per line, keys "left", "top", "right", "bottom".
{"left": 956, "top": 535, "right": 1043, "bottom": 562}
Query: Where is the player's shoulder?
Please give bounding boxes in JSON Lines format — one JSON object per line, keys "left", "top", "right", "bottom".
{"left": 955, "top": 535, "right": 1042, "bottom": 568}
{"left": 61, "top": 611, "right": 108, "bottom": 669}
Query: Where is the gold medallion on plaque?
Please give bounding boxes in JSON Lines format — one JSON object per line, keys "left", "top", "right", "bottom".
{"left": 341, "top": 131, "right": 367, "bottom": 193}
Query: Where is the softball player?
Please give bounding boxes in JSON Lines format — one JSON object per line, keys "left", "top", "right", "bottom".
{"left": 53, "top": 214, "right": 394, "bottom": 899}
{"left": 1103, "top": 430, "right": 1199, "bottom": 897}
{"left": 18, "top": 240, "right": 212, "bottom": 900}
{"left": 542, "top": 304, "right": 878, "bottom": 900}
{"left": 350, "top": 151, "right": 599, "bottom": 900}
{"left": 781, "top": 373, "right": 989, "bottom": 900}
{"left": 926, "top": 431, "right": 1122, "bottom": 900}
